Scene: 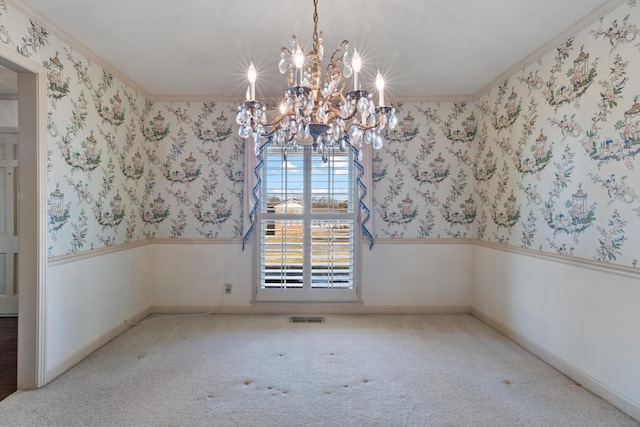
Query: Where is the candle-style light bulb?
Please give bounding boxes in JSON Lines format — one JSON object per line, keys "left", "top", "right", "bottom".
{"left": 293, "top": 46, "right": 305, "bottom": 86}
{"left": 375, "top": 71, "right": 385, "bottom": 107}
{"left": 352, "top": 49, "right": 362, "bottom": 91}
{"left": 247, "top": 62, "right": 257, "bottom": 101}
{"left": 293, "top": 46, "right": 305, "bottom": 69}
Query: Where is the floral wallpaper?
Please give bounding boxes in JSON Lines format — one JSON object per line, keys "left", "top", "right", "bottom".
{"left": 360, "top": 0, "right": 640, "bottom": 268}
{"left": 0, "top": 2, "right": 146, "bottom": 257}
{"left": 371, "top": 101, "right": 478, "bottom": 239}
{"left": 364, "top": 0, "right": 640, "bottom": 269}
{"left": 1, "top": 0, "right": 638, "bottom": 270}
{"left": 475, "top": 0, "right": 640, "bottom": 268}
{"left": 139, "top": 101, "right": 244, "bottom": 240}
{"left": 0, "top": 1, "right": 245, "bottom": 256}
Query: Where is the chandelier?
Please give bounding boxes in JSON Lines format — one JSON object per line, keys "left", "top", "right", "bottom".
{"left": 236, "top": 0, "right": 397, "bottom": 162}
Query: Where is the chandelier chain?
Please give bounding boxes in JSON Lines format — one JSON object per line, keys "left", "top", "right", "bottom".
{"left": 313, "top": 0, "right": 319, "bottom": 51}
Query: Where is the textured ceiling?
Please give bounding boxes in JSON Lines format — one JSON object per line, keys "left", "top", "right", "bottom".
{"left": 18, "top": 0, "right": 618, "bottom": 100}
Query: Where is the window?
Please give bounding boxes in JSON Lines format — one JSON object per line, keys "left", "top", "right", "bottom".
{"left": 254, "top": 144, "right": 359, "bottom": 302}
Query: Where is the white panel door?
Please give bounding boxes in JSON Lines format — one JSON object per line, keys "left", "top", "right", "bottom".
{"left": 0, "top": 132, "right": 18, "bottom": 314}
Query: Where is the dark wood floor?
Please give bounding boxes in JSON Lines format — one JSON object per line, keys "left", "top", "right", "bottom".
{"left": 0, "top": 317, "right": 17, "bottom": 401}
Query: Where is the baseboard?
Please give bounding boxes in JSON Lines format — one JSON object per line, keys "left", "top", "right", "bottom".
{"left": 151, "top": 304, "right": 471, "bottom": 315}
{"left": 44, "top": 307, "right": 151, "bottom": 384}
{"left": 471, "top": 308, "right": 640, "bottom": 423}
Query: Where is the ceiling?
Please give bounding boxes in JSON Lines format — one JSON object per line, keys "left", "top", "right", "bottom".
{"left": 18, "top": 0, "right": 617, "bottom": 100}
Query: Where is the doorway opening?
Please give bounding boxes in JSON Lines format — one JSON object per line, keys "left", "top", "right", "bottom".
{"left": 0, "top": 43, "right": 48, "bottom": 393}
{"left": 0, "top": 64, "right": 18, "bottom": 400}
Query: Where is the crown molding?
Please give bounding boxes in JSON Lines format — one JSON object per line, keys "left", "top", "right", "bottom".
{"left": 471, "top": 0, "right": 627, "bottom": 100}
{"left": 390, "top": 95, "right": 475, "bottom": 104}
{"left": 146, "top": 94, "right": 477, "bottom": 104}
{"left": 146, "top": 95, "right": 240, "bottom": 103}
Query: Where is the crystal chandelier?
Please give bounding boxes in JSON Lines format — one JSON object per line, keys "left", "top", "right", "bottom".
{"left": 236, "top": 0, "right": 398, "bottom": 162}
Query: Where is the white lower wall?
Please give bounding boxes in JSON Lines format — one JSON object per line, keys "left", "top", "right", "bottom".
{"left": 150, "top": 240, "right": 472, "bottom": 311}
{"left": 362, "top": 241, "right": 472, "bottom": 308}
{"left": 45, "top": 244, "right": 152, "bottom": 380}
{"left": 151, "top": 241, "right": 253, "bottom": 308}
{"left": 471, "top": 243, "right": 640, "bottom": 420}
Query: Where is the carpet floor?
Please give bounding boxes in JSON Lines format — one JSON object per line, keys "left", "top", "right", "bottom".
{"left": 0, "top": 313, "right": 637, "bottom": 427}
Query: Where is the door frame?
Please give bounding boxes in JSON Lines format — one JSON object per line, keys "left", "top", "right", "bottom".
{"left": 0, "top": 43, "right": 48, "bottom": 389}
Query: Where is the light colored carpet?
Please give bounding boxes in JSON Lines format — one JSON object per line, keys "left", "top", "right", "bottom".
{"left": 0, "top": 313, "right": 637, "bottom": 427}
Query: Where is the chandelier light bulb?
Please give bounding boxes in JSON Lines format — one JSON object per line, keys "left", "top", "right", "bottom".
{"left": 294, "top": 46, "right": 305, "bottom": 69}
{"left": 352, "top": 49, "right": 362, "bottom": 91}
{"left": 294, "top": 45, "right": 305, "bottom": 86}
{"left": 247, "top": 62, "right": 257, "bottom": 100}
{"left": 376, "top": 71, "right": 385, "bottom": 107}
{"left": 351, "top": 49, "right": 362, "bottom": 73}
{"left": 247, "top": 62, "right": 257, "bottom": 83}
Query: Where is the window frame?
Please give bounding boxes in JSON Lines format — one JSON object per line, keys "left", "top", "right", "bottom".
{"left": 252, "top": 143, "right": 361, "bottom": 303}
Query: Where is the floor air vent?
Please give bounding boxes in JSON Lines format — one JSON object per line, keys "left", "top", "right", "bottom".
{"left": 290, "top": 316, "right": 324, "bottom": 323}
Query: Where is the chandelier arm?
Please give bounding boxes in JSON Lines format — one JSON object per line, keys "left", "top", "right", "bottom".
{"left": 259, "top": 127, "right": 296, "bottom": 146}
{"left": 325, "top": 41, "right": 349, "bottom": 92}
{"left": 261, "top": 112, "right": 297, "bottom": 130}
{"left": 351, "top": 118, "right": 385, "bottom": 131}
{"left": 327, "top": 84, "right": 347, "bottom": 103}
{"left": 261, "top": 117, "right": 286, "bottom": 129}
{"left": 321, "top": 106, "right": 343, "bottom": 123}
{"left": 330, "top": 108, "right": 358, "bottom": 123}
{"left": 257, "top": 111, "right": 307, "bottom": 133}
{"left": 255, "top": 120, "right": 295, "bottom": 140}
{"left": 256, "top": 127, "right": 277, "bottom": 138}
{"left": 329, "top": 40, "right": 349, "bottom": 64}
{"left": 322, "top": 107, "right": 387, "bottom": 131}
{"left": 258, "top": 127, "right": 281, "bottom": 138}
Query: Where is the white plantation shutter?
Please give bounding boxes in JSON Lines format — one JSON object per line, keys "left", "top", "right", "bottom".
{"left": 261, "top": 219, "right": 304, "bottom": 287}
{"left": 310, "top": 220, "right": 353, "bottom": 288}
{"left": 256, "top": 144, "right": 358, "bottom": 301}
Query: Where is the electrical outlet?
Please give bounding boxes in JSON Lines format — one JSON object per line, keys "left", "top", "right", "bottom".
{"left": 224, "top": 283, "right": 232, "bottom": 294}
